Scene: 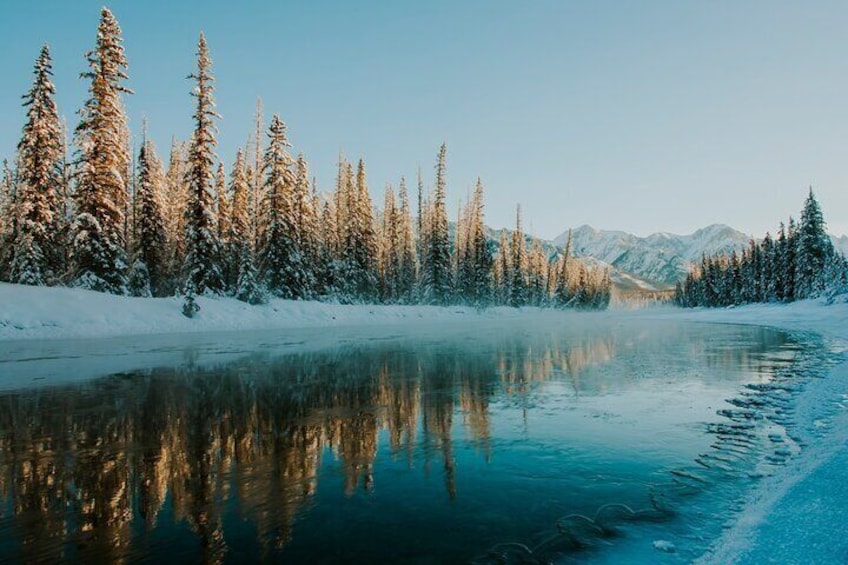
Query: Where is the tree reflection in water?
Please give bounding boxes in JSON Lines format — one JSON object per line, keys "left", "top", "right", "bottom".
{"left": 0, "top": 324, "right": 791, "bottom": 563}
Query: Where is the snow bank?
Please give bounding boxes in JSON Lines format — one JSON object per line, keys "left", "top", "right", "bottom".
{"left": 0, "top": 282, "right": 536, "bottom": 342}
{"left": 629, "top": 299, "right": 848, "bottom": 564}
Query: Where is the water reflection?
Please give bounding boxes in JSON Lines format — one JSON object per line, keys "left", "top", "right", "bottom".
{"left": 0, "top": 322, "right": 796, "bottom": 563}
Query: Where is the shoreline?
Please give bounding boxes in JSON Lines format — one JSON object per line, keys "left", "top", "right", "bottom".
{"left": 628, "top": 301, "right": 848, "bottom": 564}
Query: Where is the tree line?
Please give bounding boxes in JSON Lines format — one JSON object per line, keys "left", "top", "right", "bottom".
{"left": 674, "top": 190, "right": 847, "bottom": 308}
{"left": 0, "top": 8, "right": 611, "bottom": 315}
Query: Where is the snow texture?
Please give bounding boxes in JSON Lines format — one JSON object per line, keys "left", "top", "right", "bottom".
{"left": 636, "top": 299, "right": 848, "bottom": 564}
{"left": 0, "top": 282, "right": 533, "bottom": 342}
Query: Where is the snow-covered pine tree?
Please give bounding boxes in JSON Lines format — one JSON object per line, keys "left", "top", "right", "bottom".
{"left": 527, "top": 238, "right": 547, "bottom": 306}
{"left": 761, "top": 232, "right": 777, "bottom": 302}
{"left": 379, "top": 183, "right": 399, "bottom": 302}
{"left": 508, "top": 205, "right": 527, "bottom": 307}
{"left": 824, "top": 252, "right": 848, "bottom": 300}
{"left": 127, "top": 259, "right": 152, "bottom": 297}
{"left": 132, "top": 137, "right": 167, "bottom": 295}
{"left": 309, "top": 178, "right": 330, "bottom": 296}
{"left": 318, "top": 198, "right": 338, "bottom": 296}
{"left": 455, "top": 197, "right": 473, "bottom": 304}
{"left": 339, "top": 159, "right": 378, "bottom": 302}
{"left": 0, "top": 160, "right": 12, "bottom": 278}
{"left": 728, "top": 250, "right": 743, "bottom": 305}
{"left": 257, "top": 114, "right": 299, "bottom": 297}
{"left": 599, "top": 268, "right": 613, "bottom": 309}
{"left": 423, "top": 144, "right": 452, "bottom": 304}
{"left": 794, "top": 188, "right": 832, "bottom": 299}
{"left": 71, "top": 7, "right": 132, "bottom": 294}
{"left": 215, "top": 162, "right": 231, "bottom": 288}
{"left": 250, "top": 98, "right": 264, "bottom": 249}
{"left": 182, "top": 32, "right": 224, "bottom": 299}
{"left": 56, "top": 119, "right": 72, "bottom": 277}
{"left": 554, "top": 228, "right": 573, "bottom": 307}
{"left": 453, "top": 196, "right": 467, "bottom": 299}
{"left": 163, "top": 138, "right": 188, "bottom": 293}
{"left": 216, "top": 163, "right": 229, "bottom": 242}
{"left": 293, "top": 154, "right": 318, "bottom": 298}
{"left": 227, "top": 148, "right": 264, "bottom": 304}
{"left": 774, "top": 222, "right": 788, "bottom": 302}
{"left": 469, "top": 179, "right": 493, "bottom": 307}
{"left": 397, "top": 177, "right": 418, "bottom": 303}
{"left": 333, "top": 156, "right": 348, "bottom": 259}
{"left": 416, "top": 168, "right": 426, "bottom": 274}
{"left": 785, "top": 217, "right": 798, "bottom": 301}
{"left": 494, "top": 229, "right": 510, "bottom": 305}
{"left": 8, "top": 45, "right": 64, "bottom": 286}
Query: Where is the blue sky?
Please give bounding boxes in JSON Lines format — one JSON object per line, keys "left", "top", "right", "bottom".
{"left": 1, "top": 1, "right": 847, "bottom": 238}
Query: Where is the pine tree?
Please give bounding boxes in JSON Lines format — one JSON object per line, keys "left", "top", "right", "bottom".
{"left": 416, "top": 168, "right": 426, "bottom": 271}
{"left": 163, "top": 139, "right": 188, "bottom": 293}
{"left": 319, "top": 198, "right": 339, "bottom": 295}
{"left": 257, "top": 114, "right": 298, "bottom": 297}
{"left": 9, "top": 45, "right": 64, "bottom": 286}
{"left": 495, "top": 229, "right": 510, "bottom": 305}
{"left": 71, "top": 8, "right": 133, "bottom": 293}
{"left": 132, "top": 137, "right": 167, "bottom": 295}
{"left": 227, "top": 149, "right": 264, "bottom": 304}
{"left": 775, "top": 222, "right": 788, "bottom": 302}
{"left": 508, "top": 205, "right": 527, "bottom": 307}
{"left": 250, "top": 98, "right": 264, "bottom": 249}
{"left": 215, "top": 162, "right": 231, "bottom": 288}
{"left": 455, "top": 200, "right": 473, "bottom": 304}
{"left": 554, "top": 229, "right": 573, "bottom": 307}
{"left": 795, "top": 188, "right": 832, "bottom": 299}
{"left": 216, "top": 163, "right": 229, "bottom": 242}
{"left": 761, "top": 232, "right": 777, "bottom": 302}
{"left": 293, "top": 154, "right": 318, "bottom": 298}
{"left": 784, "top": 217, "right": 798, "bottom": 301}
{"left": 339, "top": 159, "right": 378, "bottom": 302}
{"left": 396, "top": 177, "right": 418, "bottom": 303}
{"left": 423, "top": 144, "right": 452, "bottom": 304}
{"left": 127, "top": 259, "right": 152, "bottom": 297}
{"left": 527, "top": 238, "right": 547, "bottom": 306}
{"left": 465, "top": 178, "right": 492, "bottom": 307}
{"left": 182, "top": 32, "right": 224, "bottom": 298}
{"left": 379, "top": 183, "right": 399, "bottom": 302}
{"left": 0, "top": 160, "right": 13, "bottom": 278}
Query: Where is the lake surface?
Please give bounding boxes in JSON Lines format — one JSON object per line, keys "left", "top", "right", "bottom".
{"left": 0, "top": 319, "right": 817, "bottom": 563}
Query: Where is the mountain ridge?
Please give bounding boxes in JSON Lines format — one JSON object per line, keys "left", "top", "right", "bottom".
{"left": 550, "top": 223, "right": 848, "bottom": 289}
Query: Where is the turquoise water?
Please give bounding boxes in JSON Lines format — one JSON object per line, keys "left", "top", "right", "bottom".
{"left": 0, "top": 320, "right": 810, "bottom": 563}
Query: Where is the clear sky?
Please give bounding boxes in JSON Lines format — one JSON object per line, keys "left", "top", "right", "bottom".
{"left": 1, "top": 1, "right": 846, "bottom": 238}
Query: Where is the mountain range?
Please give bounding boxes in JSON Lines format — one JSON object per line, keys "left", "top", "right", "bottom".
{"left": 550, "top": 224, "right": 848, "bottom": 291}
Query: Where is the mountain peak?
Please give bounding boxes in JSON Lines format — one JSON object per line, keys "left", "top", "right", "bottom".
{"left": 553, "top": 224, "right": 751, "bottom": 287}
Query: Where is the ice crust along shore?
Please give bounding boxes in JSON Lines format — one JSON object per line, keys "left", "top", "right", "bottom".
{"left": 637, "top": 300, "right": 848, "bottom": 564}
{"left": 0, "top": 281, "right": 847, "bottom": 564}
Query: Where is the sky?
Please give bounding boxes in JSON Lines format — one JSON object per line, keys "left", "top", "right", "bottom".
{"left": 1, "top": 0, "right": 847, "bottom": 239}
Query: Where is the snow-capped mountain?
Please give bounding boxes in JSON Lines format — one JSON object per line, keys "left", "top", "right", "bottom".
{"left": 832, "top": 234, "right": 848, "bottom": 257}
{"left": 553, "top": 224, "right": 751, "bottom": 288}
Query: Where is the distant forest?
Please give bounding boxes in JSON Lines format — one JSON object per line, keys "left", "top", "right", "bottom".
{"left": 674, "top": 190, "right": 847, "bottom": 308}
{"left": 0, "top": 8, "right": 612, "bottom": 315}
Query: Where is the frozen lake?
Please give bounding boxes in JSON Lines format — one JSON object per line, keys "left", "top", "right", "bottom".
{"left": 0, "top": 319, "right": 822, "bottom": 563}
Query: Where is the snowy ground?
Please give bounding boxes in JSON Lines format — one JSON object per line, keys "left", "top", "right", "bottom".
{"left": 633, "top": 300, "right": 848, "bottom": 564}
{"left": 0, "top": 282, "right": 847, "bottom": 563}
{"left": 0, "top": 282, "right": 535, "bottom": 341}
